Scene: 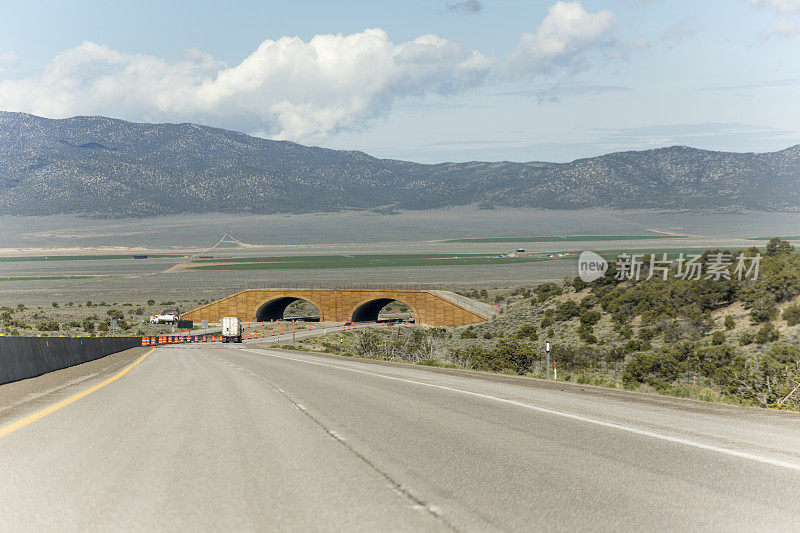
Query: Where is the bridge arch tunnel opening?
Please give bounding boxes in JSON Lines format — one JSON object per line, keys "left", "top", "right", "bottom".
{"left": 255, "top": 297, "right": 321, "bottom": 322}
{"left": 352, "top": 298, "right": 416, "bottom": 323}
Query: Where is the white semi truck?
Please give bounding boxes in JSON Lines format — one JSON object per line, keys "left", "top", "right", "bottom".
{"left": 220, "top": 317, "right": 243, "bottom": 343}
{"left": 149, "top": 313, "right": 178, "bottom": 324}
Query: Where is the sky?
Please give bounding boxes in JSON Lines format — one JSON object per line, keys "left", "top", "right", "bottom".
{"left": 0, "top": 0, "right": 799, "bottom": 163}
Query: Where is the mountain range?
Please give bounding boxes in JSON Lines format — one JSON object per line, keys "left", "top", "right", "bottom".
{"left": 1, "top": 111, "right": 798, "bottom": 217}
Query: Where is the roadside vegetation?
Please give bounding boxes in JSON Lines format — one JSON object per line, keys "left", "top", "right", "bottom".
{"left": 7, "top": 237, "right": 800, "bottom": 410}
{"left": 0, "top": 299, "right": 212, "bottom": 338}
{"left": 279, "top": 238, "right": 800, "bottom": 410}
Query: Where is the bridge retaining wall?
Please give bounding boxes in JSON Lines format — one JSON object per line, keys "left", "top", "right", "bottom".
{"left": 181, "top": 288, "right": 491, "bottom": 327}
{"left": 0, "top": 336, "right": 141, "bottom": 386}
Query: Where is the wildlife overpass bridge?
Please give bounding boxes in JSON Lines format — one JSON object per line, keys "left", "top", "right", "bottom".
{"left": 181, "top": 288, "right": 496, "bottom": 327}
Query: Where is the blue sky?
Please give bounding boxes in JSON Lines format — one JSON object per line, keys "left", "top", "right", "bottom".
{"left": 0, "top": 0, "right": 799, "bottom": 162}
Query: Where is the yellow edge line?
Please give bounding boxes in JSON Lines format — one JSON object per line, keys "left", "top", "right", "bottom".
{"left": 0, "top": 347, "right": 156, "bottom": 439}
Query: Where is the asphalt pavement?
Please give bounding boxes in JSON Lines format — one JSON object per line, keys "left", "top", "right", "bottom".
{"left": 2, "top": 344, "right": 800, "bottom": 531}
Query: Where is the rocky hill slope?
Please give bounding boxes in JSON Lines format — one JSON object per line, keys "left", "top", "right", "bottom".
{"left": 1, "top": 111, "right": 798, "bottom": 216}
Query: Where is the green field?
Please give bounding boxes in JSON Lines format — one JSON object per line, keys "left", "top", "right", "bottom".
{"left": 443, "top": 235, "right": 682, "bottom": 243}
{"left": 187, "top": 253, "right": 550, "bottom": 271}
{"left": 592, "top": 246, "right": 765, "bottom": 260}
{"left": 0, "top": 254, "right": 183, "bottom": 262}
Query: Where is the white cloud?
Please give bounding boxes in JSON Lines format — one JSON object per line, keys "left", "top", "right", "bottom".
{"left": 762, "top": 18, "right": 800, "bottom": 36}
{"left": 746, "top": 0, "right": 800, "bottom": 14}
{"left": 503, "top": 1, "right": 616, "bottom": 77}
{"left": 0, "top": 30, "right": 493, "bottom": 141}
{"left": 660, "top": 19, "right": 697, "bottom": 42}
{"left": 0, "top": 51, "right": 18, "bottom": 74}
{"left": 746, "top": 0, "right": 800, "bottom": 37}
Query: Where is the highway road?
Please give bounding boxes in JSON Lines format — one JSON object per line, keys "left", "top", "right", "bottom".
{"left": 2, "top": 344, "right": 800, "bottom": 531}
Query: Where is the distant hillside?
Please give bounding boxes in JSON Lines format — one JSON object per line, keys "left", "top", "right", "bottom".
{"left": 0, "top": 111, "right": 798, "bottom": 217}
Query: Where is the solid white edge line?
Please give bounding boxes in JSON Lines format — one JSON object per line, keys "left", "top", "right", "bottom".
{"left": 238, "top": 347, "right": 800, "bottom": 473}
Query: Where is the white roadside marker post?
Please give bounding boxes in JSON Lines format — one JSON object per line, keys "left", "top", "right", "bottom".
{"left": 546, "top": 341, "right": 551, "bottom": 380}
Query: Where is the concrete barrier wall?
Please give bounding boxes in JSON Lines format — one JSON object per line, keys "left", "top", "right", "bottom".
{"left": 0, "top": 336, "right": 142, "bottom": 386}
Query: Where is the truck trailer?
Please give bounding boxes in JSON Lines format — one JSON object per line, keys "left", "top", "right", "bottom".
{"left": 220, "top": 317, "right": 243, "bottom": 343}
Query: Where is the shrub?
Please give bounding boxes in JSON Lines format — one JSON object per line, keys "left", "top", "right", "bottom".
{"left": 578, "top": 323, "right": 597, "bottom": 344}
{"left": 624, "top": 339, "right": 643, "bottom": 353}
{"left": 516, "top": 325, "right": 538, "bottom": 341}
{"left": 750, "top": 296, "right": 778, "bottom": 323}
{"left": 107, "top": 309, "right": 125, "bottom": 320}
{"left": 724, "top": 315, "right": 736, "bottom": 330}
{"left": 623, "top": 351, "right": 680, "bottom": 385}
{"left": 477, "top": 340, "right": 535, "bottom": 375}
{"left": 37, "top": 321, "right": 60, "bottom": 331}
{"left": 533, "top": 282, "right": 563, "bottom": 303}
{"left": 739, "top": 332, "right": 754, "bottom": 345}
{"left": 51, "top": 302, "right": 58, "bottom": 308}
{"left": 783, "top": 305, "right": 800, "bottom": 326}
{"left": 460, "top": 326, "right": 478, "bottom": 339}
{"left": 766, "top": 237, "right": 794, "bottom": 257}
{"left": 663, "top": 321, "right": 685, "bottom": 343}
{"left": 572, "top": 277, "right": 590, "bottom": 292}
{"left": 755, "top": 323, "right": 779, "bottom": 344}
{"left": 147, "top": 299, "right": 155, "bottom": 306}
{"left": 638, "top": 328, "right": 656, "bottom": 341}
{"left": 553, "top": 300, "right": 580, "bottom": 322}
{"left": 540, "top": 317, "right": 553, "bottom": 329}
{"left": 579, "top": 310, "right": 601, "bottom": 326}
{"left": 711, "top": 331, "right": 726, "bottom": 345}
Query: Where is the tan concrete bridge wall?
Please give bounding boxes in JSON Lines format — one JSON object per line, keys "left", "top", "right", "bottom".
{"left": 181, "top": 289, "right": 488, "bottom": 327}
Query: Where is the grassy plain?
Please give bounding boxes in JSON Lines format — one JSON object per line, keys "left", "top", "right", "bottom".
{"left": 187, "top": 253, "right": 551, "bottom": 271}
{"left": 444, "top": 235, "right": 682, "bottom": 243}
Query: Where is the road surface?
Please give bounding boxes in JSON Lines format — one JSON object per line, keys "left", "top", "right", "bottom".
{"left": 2, "top": 344, "right": 800, "bottom": 531}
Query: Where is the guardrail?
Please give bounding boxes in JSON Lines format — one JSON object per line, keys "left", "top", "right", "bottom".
{"left": 0, "top": 336, "right": 141, "bottom": 386}
{"left": 240, "top": 281, "right": 444, "bottom": 291}
{"left": 430, "top": 290, "right": 498, "bottom": 319}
